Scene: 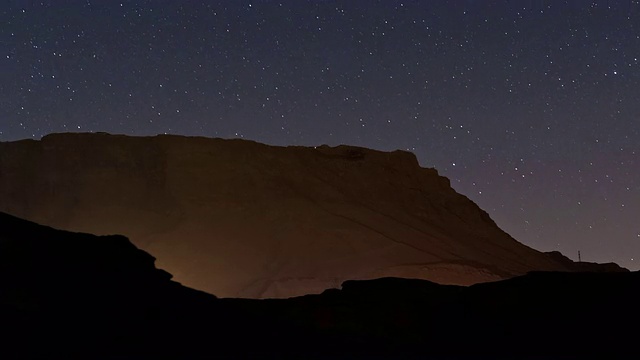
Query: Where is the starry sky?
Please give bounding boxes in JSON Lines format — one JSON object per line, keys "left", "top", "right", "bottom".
{"left": 1, "top": 0, "right": 639, "bottom": 269}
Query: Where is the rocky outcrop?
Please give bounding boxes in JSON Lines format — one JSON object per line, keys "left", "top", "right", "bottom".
{"left": 545, "top": 250, "right": 627, "bottom": 273}
{"left": 0, "top": 133, "right": 624, "bottom": 298}
{"left": 0, "top": 211, "right": 218, "bottom": 358}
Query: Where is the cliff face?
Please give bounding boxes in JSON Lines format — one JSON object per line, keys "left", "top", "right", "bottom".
{"left": 0, "top": 133, "right": 620, "bottom": 298}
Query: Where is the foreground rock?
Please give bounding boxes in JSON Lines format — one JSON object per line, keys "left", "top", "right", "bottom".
{"left": 0, "top": 133, "right": 625, "bottom": 297}
{"left": 0, "top": 211, "right": 218, "bottom": 358}
{"left": 1, "top": 211, "right": 638, "bottom": 359}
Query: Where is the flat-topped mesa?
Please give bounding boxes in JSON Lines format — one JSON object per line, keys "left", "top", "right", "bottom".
{"left": 0, "top": 132, "right": 620, "bottom": 298}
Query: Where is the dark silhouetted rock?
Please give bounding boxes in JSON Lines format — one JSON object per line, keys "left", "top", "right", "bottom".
{"left": 0, "top": 211, "right": 219, "bottom": 358}
{"left": 0, "top": 133, "right": 620, "bottom": 298}
{"left": 1, "top": 212, "right": 639, "bottom": 359}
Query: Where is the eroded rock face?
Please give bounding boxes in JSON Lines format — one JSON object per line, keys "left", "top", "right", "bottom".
{"left": 0, "top": 133, "right": 623, "bottom": 298}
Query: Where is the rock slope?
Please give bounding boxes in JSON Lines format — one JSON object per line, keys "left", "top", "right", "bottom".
{"left": 0, "top": 133, "right": 625, "bottom": 297}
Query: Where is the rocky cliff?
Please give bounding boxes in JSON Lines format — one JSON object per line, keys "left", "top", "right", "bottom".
{"left": 0, "top": 133, "right": 625, "bottom": 298}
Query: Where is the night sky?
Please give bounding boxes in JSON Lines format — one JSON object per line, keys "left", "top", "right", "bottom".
{"left": 1, "top": 1, "right": 638, "bottom": 270}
